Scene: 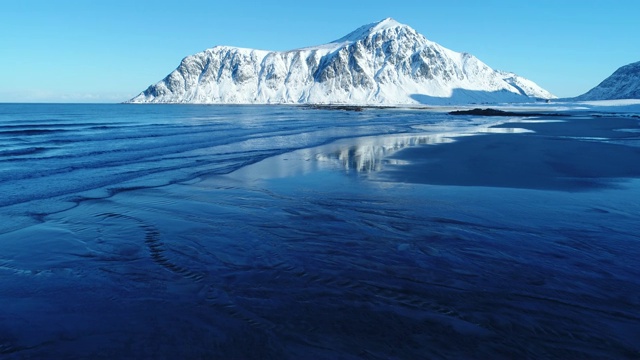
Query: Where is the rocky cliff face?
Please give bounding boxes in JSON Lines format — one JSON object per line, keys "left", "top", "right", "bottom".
{"left": 129, "top": 18, "right": 555, "bottom": 105}
{"left": 575, "top": 61, "right": 640, "bottom": 100}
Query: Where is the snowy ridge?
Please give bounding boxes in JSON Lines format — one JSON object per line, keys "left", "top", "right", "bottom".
{"left": 575, "top": 61, "right": 640, "bottom": 100}
{"left": 497, "top": 71, "right": 556, "bottom": 100}
{"left": 129, "top": 18, "right": 555, "bottom": 105}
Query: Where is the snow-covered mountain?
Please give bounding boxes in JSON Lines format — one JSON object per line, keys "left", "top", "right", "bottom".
{"left": 129, "top": 18, "right": 555, "bottom": 105}
{"left": 497, "top": 71, "right": 555, "bottom": 100}
{"left": 575, "top": 61, "right": 640, "bottom": 101}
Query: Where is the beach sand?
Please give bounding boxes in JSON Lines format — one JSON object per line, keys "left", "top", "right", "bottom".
{"left": 380, "top": 116, "right": 640, "bottom": 191}
{"left": 1, "top": 109, "right": 639, "bottom": 358}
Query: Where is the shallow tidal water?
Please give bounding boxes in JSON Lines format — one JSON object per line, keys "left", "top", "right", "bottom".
{"left": 1, "top": 104, "right": 639, "bottom": 359}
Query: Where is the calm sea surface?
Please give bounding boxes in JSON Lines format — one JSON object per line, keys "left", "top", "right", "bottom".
{"left": 0, "top": 104, "right": 639, "bottom": 358}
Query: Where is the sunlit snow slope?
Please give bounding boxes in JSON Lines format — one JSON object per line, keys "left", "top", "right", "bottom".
{"left": 129, "top": 18, "right": 555, "bottom": 105}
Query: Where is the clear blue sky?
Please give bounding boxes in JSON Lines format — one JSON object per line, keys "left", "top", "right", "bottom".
{"left": 1, "top": 0, "right": 639, "bottom": 102}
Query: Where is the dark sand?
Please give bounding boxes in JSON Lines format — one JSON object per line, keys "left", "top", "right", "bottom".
{"left": 383, "top": 116, "right": 640, "bottom": 190}
{"left": 1, "top": 109, "right": 639, "bottom": 358}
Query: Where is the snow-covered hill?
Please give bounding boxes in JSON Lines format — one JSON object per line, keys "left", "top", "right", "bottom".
{"left": 497, "top": 71, "right": 555, "bottom": 100}
{"left": 575, "top": 61, "right": 640, "bottom": 100}
{"left": 129, "top": 18, "right": 555, "bottom": 105}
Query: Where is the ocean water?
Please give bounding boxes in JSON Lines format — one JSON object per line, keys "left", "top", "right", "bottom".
{"left": 0, "top": 104, "right": 639, "bottom": 359}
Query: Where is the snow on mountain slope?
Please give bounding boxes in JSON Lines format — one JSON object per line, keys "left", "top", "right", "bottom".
{"left": 129, "top": 18, "right": 555, "bottom": 105}
{"left": 575, "top": 61, "right": 640, "bottom": 100}
{"left": 497, "top": 71, "right": 556, "bottom": 100}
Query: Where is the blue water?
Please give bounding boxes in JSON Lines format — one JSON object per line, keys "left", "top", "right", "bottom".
{"left": 0, "top": 104, "right": 639, "bottom": 359}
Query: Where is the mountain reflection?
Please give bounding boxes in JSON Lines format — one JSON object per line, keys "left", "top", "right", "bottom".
{"left": 230, "top": 126, "right": 532, "bottom": 180}
{"left": 232, "top": 133, "right": 465, "bottom": 180}
{"left": 315, "top": 134, "right": 455, "bottom": 173}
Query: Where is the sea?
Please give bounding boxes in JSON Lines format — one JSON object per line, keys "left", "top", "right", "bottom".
{"left": 0, "top": 104, "right": 638, "bottom": 359}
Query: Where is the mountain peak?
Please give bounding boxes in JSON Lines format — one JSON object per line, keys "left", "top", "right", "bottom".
{"left": 372, "top": 17, "right": 403, "bottom": 31}
{"left": 335, "top": 17, "right": 409, "bottom": 43}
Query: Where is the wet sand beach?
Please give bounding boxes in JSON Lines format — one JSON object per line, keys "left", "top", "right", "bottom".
{"left": 380, "top": 116, "right": 640, "bottom": 191}
{"left": 1, "top": 105, "right": 639, "bottom": 358}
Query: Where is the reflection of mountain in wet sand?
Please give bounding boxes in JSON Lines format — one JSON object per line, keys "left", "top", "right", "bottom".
{"left": 315, "top": 135, "right": 454, "bottom": 173}
{"left": 230, "top": 124, "right": 534, "bottom": 180}
{"left": 316, "top": 126, "right": 534, "bottom": 173}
